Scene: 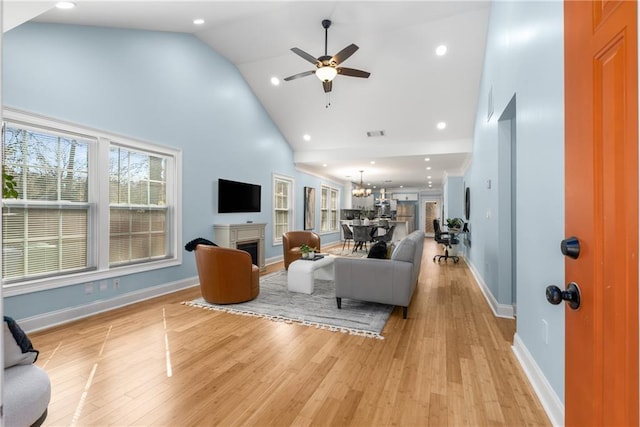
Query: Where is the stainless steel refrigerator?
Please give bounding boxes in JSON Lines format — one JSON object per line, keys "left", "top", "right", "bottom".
{"left": 396, "top": 203, "right": 415, "bottom": 233}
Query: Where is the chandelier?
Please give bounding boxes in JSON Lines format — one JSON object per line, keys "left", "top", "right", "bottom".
{"left": 352, "top": 170, "right": 372, "bottom": 198}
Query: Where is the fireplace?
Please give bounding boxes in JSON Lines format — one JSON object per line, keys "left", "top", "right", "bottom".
{"left": 236, "top": 241, "right": 259, "bottom": 266}
{"left": 213, "top": 223, "right": 266, "bottom": 271}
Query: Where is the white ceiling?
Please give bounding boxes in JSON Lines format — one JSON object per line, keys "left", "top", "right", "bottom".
{"left": 10, "top": 0, "right": 490, "bottom": 192}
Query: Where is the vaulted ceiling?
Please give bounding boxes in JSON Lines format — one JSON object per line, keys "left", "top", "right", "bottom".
{"left": 7, "top": 0, "right": 490, "bottom": 192}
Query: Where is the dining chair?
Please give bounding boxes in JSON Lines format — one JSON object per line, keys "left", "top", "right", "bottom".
{"left": 341, "top": 223, "right": 354, "bottom": 250}
{"left": 352, "top": 225, "right": 372, "bottom": 252}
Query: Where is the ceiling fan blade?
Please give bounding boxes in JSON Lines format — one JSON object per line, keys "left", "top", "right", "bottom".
{"left": 284, "top": 70, "right": 316, "bottom": 81}
{"left": 323, "top": 80, "right": 333, "bottom": 93}
{"left": 337, "top": 67, "right": 371, "bottom": 78}
{"left": 332, "top": 44, "right": 359, "bottom": 65}
{"left": 291, "top": 47, "right": 320, "bottom": 66}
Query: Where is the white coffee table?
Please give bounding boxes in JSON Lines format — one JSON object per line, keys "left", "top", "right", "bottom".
{"left": 287, "top": 255, "right": 335, "bottom": 294}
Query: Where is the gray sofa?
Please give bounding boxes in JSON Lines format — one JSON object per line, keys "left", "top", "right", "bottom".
{"left": 334, "top": 230, "right": 425, "bottom": 319}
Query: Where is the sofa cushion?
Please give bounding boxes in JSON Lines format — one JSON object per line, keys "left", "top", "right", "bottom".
{"left": 391, "top": 238, "right": 416, "bottom": 263}
{"left": 4, "top": 316, "right": 39, "bottom": 368}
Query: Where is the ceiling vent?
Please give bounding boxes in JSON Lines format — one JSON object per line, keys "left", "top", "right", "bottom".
{"left": 366, "top": 130, "right": 385, "bottom": 138}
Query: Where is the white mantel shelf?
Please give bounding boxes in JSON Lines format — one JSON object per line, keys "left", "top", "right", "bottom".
{"left": 213, "top": 223, "right": 267, "bottom": 271}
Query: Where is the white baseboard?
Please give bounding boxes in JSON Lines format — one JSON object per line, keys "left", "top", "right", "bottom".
{"left": 265, "top": 255, "right": 284, "bottom": 266}
{"left": 512, "top": 334, "right": 564, "bottom": 427}
{"left": 18, "top": 276, "right": 199, "bottom": 333}
{"left": 466, "top": 259, "right": 515, "bottom": 318}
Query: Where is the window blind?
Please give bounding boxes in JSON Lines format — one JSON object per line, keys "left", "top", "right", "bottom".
{"left": 2, "top": 124, "right": 91, "bottom": 281}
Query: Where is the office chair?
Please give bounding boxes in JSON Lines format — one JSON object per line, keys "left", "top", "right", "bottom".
{"left": 433, "top": 219, "right": 460, "bottom": 263}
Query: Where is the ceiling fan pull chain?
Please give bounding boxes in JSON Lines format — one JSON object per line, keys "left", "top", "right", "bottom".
{"left": 326, "top": 92, "right": 331, "bottom": 108}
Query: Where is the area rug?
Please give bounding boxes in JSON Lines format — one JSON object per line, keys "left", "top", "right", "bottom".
{"left": 183, "top": 270, "right": 393, "bottom": 339}
{"left": 325, "top": 247, "right": 368, "bottom": 258}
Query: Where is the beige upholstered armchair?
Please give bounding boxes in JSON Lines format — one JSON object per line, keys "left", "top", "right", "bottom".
{"left": 194, "top": 245, "right": 260, "bottom": 304}
{"left": 282, "top": 231, "right": 321, "bottom": 270}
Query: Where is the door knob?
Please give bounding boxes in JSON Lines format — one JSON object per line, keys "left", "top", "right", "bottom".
{"left": 546, "top": 282, "right": 581, "bottom": 310}
{"left": 560, "top": 236, "right": 580, "bottom": 259}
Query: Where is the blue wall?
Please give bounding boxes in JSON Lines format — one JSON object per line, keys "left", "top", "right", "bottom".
{"left": 3, "top": 22, "right": 341, "bottom": 320}
{"left": 444, "top": 175, "right": 464, "bottom": 221}
{"left": 465, "top": 1, "right": 565, "bottom": 402}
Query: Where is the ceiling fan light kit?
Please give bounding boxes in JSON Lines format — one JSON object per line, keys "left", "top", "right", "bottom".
{"left": 316, "top": 66, "right": 337, "bottom": 82}
{"left": 284, "top": 19, "right": 371, "bottom": 98}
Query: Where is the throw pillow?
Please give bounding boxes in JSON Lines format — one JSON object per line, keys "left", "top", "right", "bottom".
{"left": 184, "top": 237, "right": 218, "bottom": 252}
{"left": 367, "top": 241, "right": 388, "bottom": 259}
{"left": 3, "top": 316, "right": 39, "bottom": 368}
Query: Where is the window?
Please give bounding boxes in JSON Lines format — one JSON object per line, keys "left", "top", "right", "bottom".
{"left": 109, "top": 147, "right": 168, "bottom": 266}
{"left": 320, "top": 185, "right": 339, "bottom": 233}
{"left": 2, "top": 110, "right": 181, "bottom": 295}
{"left": 2, "top": 125, "right": 92, "bottom": 281}
{"left": 273, "top": 174, "right": 294, "bottom": 244}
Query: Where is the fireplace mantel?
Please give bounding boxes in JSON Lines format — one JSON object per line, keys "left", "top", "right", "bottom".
{"left": 213, "top": 223, "right": 266, "bottom": 271}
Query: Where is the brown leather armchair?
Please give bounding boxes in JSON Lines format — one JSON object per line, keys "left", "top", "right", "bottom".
{"left": 282, "top": 231, "right": 321, "bottom": 270}
{"left": 194, "top": 245, "right": 260, "bottom": 304}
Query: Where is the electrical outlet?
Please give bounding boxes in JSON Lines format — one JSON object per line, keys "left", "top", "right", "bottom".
{"left": 113, "top": 278, "right": 120, "bottom": 289}
{"left": 542, "top": 319, "right": 549, "bottom": 344}
{"left": 84, "top": 283, "right": 94, "bottom": 294}
{"left": 99, "top": 280, "right": 108, "bottom": 291}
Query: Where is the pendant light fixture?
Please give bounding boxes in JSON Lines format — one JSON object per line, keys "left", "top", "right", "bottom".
{"left": 352, "top": 170, "right": 372, "bottom": 197}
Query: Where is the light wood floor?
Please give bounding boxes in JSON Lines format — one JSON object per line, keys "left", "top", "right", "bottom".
{"left": 31, "top": 239, "right": 550, "bottom": 426}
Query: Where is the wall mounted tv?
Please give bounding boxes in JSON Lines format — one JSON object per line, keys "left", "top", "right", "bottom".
{"left": 218, "top": 179, "right": 261, "bottom": 213}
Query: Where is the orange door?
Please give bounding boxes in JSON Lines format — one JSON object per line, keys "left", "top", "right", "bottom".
{"left": 564, "top": 1, "right": 638, "bottom": 425}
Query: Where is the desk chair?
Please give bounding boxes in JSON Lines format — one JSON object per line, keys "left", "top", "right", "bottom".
{"left": 433, "top": 219, "right": 460, "bottom": 263}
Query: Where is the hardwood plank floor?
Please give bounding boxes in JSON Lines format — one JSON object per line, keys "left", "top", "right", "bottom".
{"left": 31, "top": 239, "right": 551, "bottom": 426}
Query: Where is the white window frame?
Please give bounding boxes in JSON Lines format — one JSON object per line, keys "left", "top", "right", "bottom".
{"left": 272, "top": 173, "right": 294, "bottom": 245}
{"left": 320, "top": 184, "right": 340, "bottom": 233}
{"left": 2, "top": 108, "right": 182, "bottom": 297}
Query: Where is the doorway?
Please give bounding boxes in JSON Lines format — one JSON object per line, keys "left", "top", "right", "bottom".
{"left": 498, "top": 95, "right": 517, "bottom": 310}
{"left": 424, "top": 201, "right": 438, "bottom": 236}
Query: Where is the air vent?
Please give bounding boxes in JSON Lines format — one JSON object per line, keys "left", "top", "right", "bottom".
{"left": 366, "top": 130, "right": 385, "bottom": 137}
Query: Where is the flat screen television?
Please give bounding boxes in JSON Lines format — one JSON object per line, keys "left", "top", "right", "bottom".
{"left": 218, "top": 179, "right": 261, "bottom": 213}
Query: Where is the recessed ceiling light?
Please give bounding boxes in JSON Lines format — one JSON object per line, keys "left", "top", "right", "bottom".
{"left": 437, "top": 121, "right": 447, "bottom": 130}
{"left": 370, "top": 161, "right": 375, "bottom": 165}
{"left": 303, "top": 134, "right": 311, "bottom": 141}
{"left": 55, "top": 1, "right": 76, "bottom": 9}
{"left": 429, "top": 184, "right": 433, "bottom": 188}
{"left": 424, "top": 157, "right": 430, "bottom": 162}
{"left": 426, "top": 166, "right": 432, "bottom": 170}
{"left": 270, "top": 77, "right": 280, "bottom": 86}
{"left": 400, "top": 185, "right": 404, "bottom": 188}
{"left": 429, "top": 181, "right": 433, "bottom": 185}
{"left": 322, "top": 163, "right": 327, "bottom": 167}
{"left": 193, "top": 18, "right": 205, "bottom": 25}
{"left": 436, "top": 45, "right": 448, "bottom": 56}
{"left": 427, "top": 176, "right": 432, "bottom": 179}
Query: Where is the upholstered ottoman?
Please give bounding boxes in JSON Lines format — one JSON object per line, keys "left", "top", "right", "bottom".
{"left": 287, "top": 255, "right": 334, "bottom": 294}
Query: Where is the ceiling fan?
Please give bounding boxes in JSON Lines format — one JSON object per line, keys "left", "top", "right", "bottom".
{"left": 284, "top": 19, "right": 371, "bottom": 94}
